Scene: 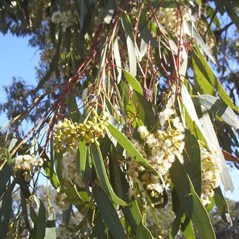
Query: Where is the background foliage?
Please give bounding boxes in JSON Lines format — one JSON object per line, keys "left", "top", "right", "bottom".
{"left": 0, "top": 0, "right": 239, "bottom": 238}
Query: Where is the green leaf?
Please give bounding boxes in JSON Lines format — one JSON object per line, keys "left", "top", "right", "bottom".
{"left": 169, "top": 207, "right": 183, "bottom": 239}
{"left": 170, "top": 212, "right": 196, "bottom": 239}
{"left": 93, "top": 214, "right": 107, "bottom": 239}
{"left": 109, "top": 151, "right": 125, "bottom": 201}
{"left": 8, "top": 137, "right": 18, "bottom": 153}
{"left": 193, "top": 94, "right": 239, "bottom": 129}
{"left": 113, "top": 37, "right": 122, "bottom": 83}
{"left": 126, "top": 101, "right": 143, "bottom": 127}
{"left": 63, "top": 181, "right": 89, "bottom": 206}
{"left": 121, "top": 11, "right": 138, "bottom": 76}
{"left": 225, "top": 5, "right": 239, "bottom": 31}
{"left": 123, "top": 70, "right": 143, "bottom": 95}
{"left": 92, "top": 186, "right": 126, "bottom": 239}
{"left": 192, "top": 57, "right": 215, "bottom": 96}
{"left": 182, "top": 218, "right": 196, "bottom": 239}
{"left": 181, "top": 84, "right": 206, "bottom": 141}
{"left": 199, "top": 110, "right": 234, "bottom": 191}
{"left": 194, "top": 0, "right": 201, "bottom": 5}
{"left": 133, "top": 92, "right": 157, "bottom": 128}
{"left": 136, "top": 214, "right": 154, "bottom": 239}
{"left": 67, "top": 93, "right": 82, "bottom": 122}
{"left": 43, "top": 154, "right": 60, "bottom": 189}
{"left": 214, "top": 187, "right": 232, "bottom": 225}
{"left": 107, "top": 123, "right": 158, "bottom": 175}
{"left": 0, "top": 184, "right": 13, "bottom": 239}
{"left": 185, "top": 22, "right": 215, "bottom": 63}
{"left": 30, "top": 198, "right": 46, "bottom": 239}
{"left": 171, "top": 159, "right": 216, "bottom": 239}
{"left": 37, "top": 200, "right": 47, "bottom": 239}
{"left": 96, "top": 41, "right": 108, "bottom": 84}
{"left": 128, "top": 198, "right": 142, "bottom": 226}
{"left": 78, "top": 141, "right": 87, "bottom": 175}
{"left": 0, "top": 164, "right": 12, "bottom": 197}
{"left": 192, "top": 45, "right": 239, "bottom": 112}
{"left": 91, "top": 144, "right": 127, "bottom": 206}
{"left": 45, "top": 212, "right": 56, "bottom": 239}
{"left": 184, "top": 130, "right": 201, "bottom": 195}
{"left": 109, "top": 152, "right": 141, "bottom": 231}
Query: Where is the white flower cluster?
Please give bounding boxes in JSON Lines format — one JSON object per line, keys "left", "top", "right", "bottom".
{"left": 61, "top": 150, "right": 85, "bottom": 188}
{"left": 54, "top": 191, "right": 70, "bottom": 211}
{"left": 200, "top": 144, "right": 220, "bottom": 205}
{"left": 51, "top": 10, "right": 78, "bottom": 31}
{"left": 128, "top": 107, "right": 185, "bottom": 198}
{"left": 56, "top": 212, "right": 84, "bottom": 239}
{"left": 13, "top": 154, "right": 44, "bottom": 183}
{"left": 56, "top": 225, "right": 71, "bottom": 239}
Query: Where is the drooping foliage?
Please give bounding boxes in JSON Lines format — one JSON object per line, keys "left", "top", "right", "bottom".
{"left": 0, "top": 1, "right": 239, "bottom": 238}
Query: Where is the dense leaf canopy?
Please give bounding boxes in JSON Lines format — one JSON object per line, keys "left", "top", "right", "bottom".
{"left": 0, "top": 0, "right": 239, "bottom": 238}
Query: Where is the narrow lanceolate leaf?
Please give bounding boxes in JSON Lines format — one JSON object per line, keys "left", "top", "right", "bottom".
{"left": 225, "top": 5, "right": 239, "bottom": 31}
{"left": 0, "top": 164, "right": 12, "bottom": 197}
{"left": 113, "top": 37, "right": 122, "bottom": 83}
{"left": 214, "top": 187, "right": 232, "bottom": 226}
{"left": 0, "top": 184, "right": 13, "bottom": 239}
{"left": 92, "top": 186, "right": 126, "bottom": 239}
{"left": 91, "top": 144, "right": 127, "bottom": 206}
{"left": 78, "top": 141, "right": 87, "bottom": 175}
{"left": 185, "top": 130, "right": 201, "bottom": 195}
{"left": 181, "top": 85, "right": 205, "bottom": 134}
{"left": 45, "top": 212, "right": 56, "bottom": 239}
{"left": 107, "top": 123, "right": 158, "bottom": 175}
{"left": 37, "top": 200, "right": 47, "bottom": 239}
{"left": 193, "top": 94, "right": 239, "bottom": 129}
{"left": 121, "top": 11, "right": 138, "bottom": 76}
{"left": 96, "top": 42, "right": 108, "bottom": 84}
{"left": 192, "top": 45, "right": 239, "bottom": 112}
{"left": 123, "top": 69, "right": 143, "bottom": 95}
{"left": 63, "top": 180, "right": 89, "bottom": 205}
{"left": 136, "top": 213, "right": 154, "bottom": 239}
{"left": 199, "top": 109, "right": 234, "bottom": 192}
{"left": 67, "top": 93, "right": 81, "bottom": 122}
{"left": 30, "top": 198, "right": 47, "bottom": 239}
{"left": 184, "top": 21, "right": 215, "bottom": 63}
{"left": 182, "top": 219, "right": 196, "bottom": 239}
{"left": 43, "top": 153, "right": 60, "bottom": 189}
{"left": 171, "top": 159, "right": 216, "bottom": 239}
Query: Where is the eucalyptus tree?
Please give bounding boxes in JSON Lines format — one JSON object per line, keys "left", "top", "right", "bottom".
{"left": 0, "top": 1, "right": 239, "bottom": 238}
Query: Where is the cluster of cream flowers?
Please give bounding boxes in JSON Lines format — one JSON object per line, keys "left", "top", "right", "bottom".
{"left": 54, "top": 191, "right": 71, "bottom": 211}
{"left": 51, "top": 9, "right": 78, "bottom": 31}
{"left": 13, "top": 154, "right": 44, "bottom": 183}
{"left": 54, "top": 111, "right": 108, "bottom": 154}
{"left": 56, "top": 212, "right": 84, "bottom": 239}
{"left": 128, "top": 107, "right": 185, "bottom": 198}
{"left": 200, "top": 143, "right": 220, "bottom": 205}
{"left": 61, "top": 150, "right": 85, "bottom": 188}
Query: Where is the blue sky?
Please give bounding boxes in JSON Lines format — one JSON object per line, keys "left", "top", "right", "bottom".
{"left": 0, "top": 33, "right": 238, "bottom": 201}
{"left": 0, "top": 34, "right": 40, "bottom": 125}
